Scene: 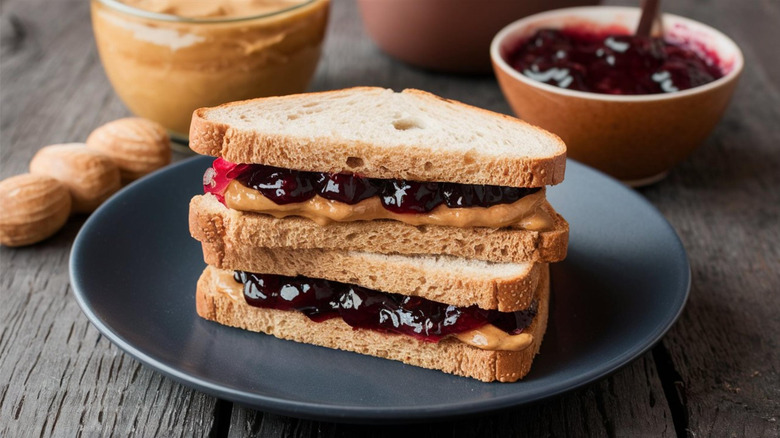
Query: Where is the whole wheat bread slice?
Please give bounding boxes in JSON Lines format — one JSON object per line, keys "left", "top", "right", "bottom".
{"left": 191, "top": 194, "right": 568, "bottom": 264}
{"left": 199, "top": 242, "right": 544, "bottom": 311}
{"left": 196, "top": 264, "right": 549, "bottom": 382}
{"left": 189, "top": 87, "right": 566, "bottom": 187}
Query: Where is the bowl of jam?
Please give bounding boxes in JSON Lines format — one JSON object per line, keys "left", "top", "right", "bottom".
{"left": 490, "top": 7, "right": 743, "bottom": 185}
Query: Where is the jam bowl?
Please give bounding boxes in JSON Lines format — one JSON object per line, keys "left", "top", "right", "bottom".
{"left": 490, "top": 6, "right": 743, "bottom": 185}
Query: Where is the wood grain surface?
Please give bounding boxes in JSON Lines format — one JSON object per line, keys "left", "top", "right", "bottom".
{"left": 1, "top": 0, "right": 778, "bottom": 437}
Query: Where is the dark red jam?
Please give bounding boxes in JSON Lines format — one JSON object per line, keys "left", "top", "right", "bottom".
{"left": 233, "top": 271, "right": 537, "bottom": 342}
{"left": 203, "top": 158, "right": 540, "bottom": 213}
{"left": 507, "top": 28, "right": 724, "bottom": 95}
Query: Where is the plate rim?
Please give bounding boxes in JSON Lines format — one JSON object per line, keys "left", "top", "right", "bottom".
{"left": 69, "top": 156, "right": 691, "bottom": 423}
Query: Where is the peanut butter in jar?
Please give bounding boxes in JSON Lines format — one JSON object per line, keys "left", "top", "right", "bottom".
{"left": 91, "top": 0, "right": 330, "bottom": 140}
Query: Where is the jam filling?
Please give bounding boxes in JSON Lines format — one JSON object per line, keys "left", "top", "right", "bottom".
{"left": 506, "top": 28, "right": 724, "bottom": 95}
{"left": 233, "top": 271, "right": 537, "bottom": 343}
{"left": 203, "top": 158, "right": 540, "bottom": 213}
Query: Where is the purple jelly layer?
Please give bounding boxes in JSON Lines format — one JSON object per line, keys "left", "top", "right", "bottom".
{"left": 233, "top": 271, "right": 538, "bottom": 343}
{"left": 506, "top": 28, "right": 724, "bottom": 95}
{"left": 204, "top": 158, "right": 541, "bottom": 213}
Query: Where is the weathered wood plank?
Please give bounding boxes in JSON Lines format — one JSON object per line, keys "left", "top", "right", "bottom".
{"left": 227, "top": 355, "right": 674, "bottom": 438}
{"left": 0, "top": 224, "right": 219, "bottom": 437}
{"left": 636, "top": 0, "right": 780, "bottom": 436}
{"left": 0, "top": 0, "right": 218, "bottom": 436}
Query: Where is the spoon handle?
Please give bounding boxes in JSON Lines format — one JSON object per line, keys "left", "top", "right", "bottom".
{"left": 636, "top": 0, "right": 661, "bottom": 37}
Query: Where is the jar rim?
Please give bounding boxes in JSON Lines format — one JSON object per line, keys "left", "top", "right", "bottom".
{"left": 94, "top": 0, "right": 320, "bottom": 23}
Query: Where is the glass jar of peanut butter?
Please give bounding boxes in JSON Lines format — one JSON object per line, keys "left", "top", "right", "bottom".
{"left": 91, "top": 0, "right": 330, "bottom": 142}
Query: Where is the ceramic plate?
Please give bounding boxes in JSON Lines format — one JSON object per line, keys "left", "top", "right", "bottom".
{"left": 70, "top": 156, "right": 689, "bottom": 422}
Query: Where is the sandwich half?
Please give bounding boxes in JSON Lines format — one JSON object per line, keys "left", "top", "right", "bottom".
{"left": 189, "top": 87, "right": 568, "bottom": 263}
{"left": 196, "top": 259, "right": 549, "bottom": 383}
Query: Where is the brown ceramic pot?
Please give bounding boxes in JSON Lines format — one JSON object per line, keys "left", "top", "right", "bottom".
{"left": 491, "top": 7, "right": 743, "bottom": 185}
{"left": 357, "top": 0, "right": 599, "bottom": 74}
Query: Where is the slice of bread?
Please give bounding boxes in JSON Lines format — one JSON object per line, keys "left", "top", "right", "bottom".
{"left": 189, "top": 87, "right": 566, "bottom": 187}
{"left": 190, "top": 194, "right": 568, "bottom": 264}
{"left": 196, "top": 264, "right": 550, "bottom": 382}
{"left": 199, "top": 243, "right": 544, "bottom": 311}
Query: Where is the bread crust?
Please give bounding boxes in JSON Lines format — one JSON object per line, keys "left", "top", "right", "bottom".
{"left": 190, "top": 194, "right": 569, "bottom": 264}
{"left": 199, "top": 243, "right": 542, "bottom": 312}
{"left": 189, "top": 87, "right": 566, "bottom": 187}
{"left": 196, "top": 264, "right": 549, "bottom": 382}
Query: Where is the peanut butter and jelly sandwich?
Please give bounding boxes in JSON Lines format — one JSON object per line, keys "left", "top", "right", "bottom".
{"left": 188, "top": 87, "right": 568, "bottom": 382}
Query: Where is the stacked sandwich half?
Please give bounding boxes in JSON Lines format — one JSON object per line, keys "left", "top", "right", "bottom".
{"left": 188, "top": 88, "right": 568, "bottom": 382}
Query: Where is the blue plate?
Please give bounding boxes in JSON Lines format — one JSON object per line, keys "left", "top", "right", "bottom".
{"left": 70, "top": 156, "right": 689, "bottom": 423}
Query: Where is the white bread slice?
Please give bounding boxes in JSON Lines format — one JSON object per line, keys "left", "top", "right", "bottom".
{"left": 199, "top": 243, "right": 542, "bottom": 312}
{"left": 190, "top": 193, "right": 568, "bottom": 264}
{"left": 196, "top": 264, "right": 549, "bottom": 382}
{"left": 189, "top": 87, "right": 566, "bottom": 187}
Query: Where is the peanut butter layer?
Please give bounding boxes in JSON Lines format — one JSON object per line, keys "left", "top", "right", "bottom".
{"left": 211, "top": 269, "right": 535, "bottom": 352}
{"left": 454, "top": 325, "right": 533, "bottom": 351}
{"left": 224, "top": 180, "right": 554, "bottom": 229}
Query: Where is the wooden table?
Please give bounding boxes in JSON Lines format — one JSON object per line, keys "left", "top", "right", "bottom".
{"left": 2, "top": 0, "right": 778, "bottom": 436}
